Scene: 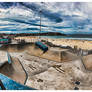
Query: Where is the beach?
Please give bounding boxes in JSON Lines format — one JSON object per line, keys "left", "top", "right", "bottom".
{"left": 14, "top": 36, "right": 92, "bottom": 50}
{"left": 41, "top": 37, "right": 92, "bottom": 50}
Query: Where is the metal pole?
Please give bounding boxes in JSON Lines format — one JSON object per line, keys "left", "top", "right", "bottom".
{"left": 38, "top": 10, "right": 42, "bottom": 41}
{"left": 40, "top": 10, "right": 42, "bottom": 33}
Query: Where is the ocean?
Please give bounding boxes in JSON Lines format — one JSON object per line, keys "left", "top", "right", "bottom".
{"left": 40, "top": 36, "right": 92, "bottom": 41}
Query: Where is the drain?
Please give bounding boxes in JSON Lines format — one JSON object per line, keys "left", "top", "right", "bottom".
{"left": 75, "top": 81, "right": 80, "bottom": 85}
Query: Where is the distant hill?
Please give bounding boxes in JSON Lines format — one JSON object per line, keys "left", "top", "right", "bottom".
{"left": 0, "top": 32, "right": 66, "bottom": 38}
{"left": 68, "top": 34, "right": 92, "bottom": 38}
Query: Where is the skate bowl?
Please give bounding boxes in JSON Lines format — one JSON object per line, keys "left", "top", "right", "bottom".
{"left": 0, "top": 57, "right": 27, "bottom": 85}
{"left": 0, "top": 43, "right": 79, "bottom": 62}
{"left": 26, "top": 44, "right": 79, "bottom": 62}
{"left": 0, "top": 73, "right": 36, "bottom": 90}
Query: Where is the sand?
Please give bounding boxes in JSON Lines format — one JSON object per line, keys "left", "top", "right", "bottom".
{"left": 14, "top": 36, "right": 38, "bottom": 43}
{"left": 41, "top": 38, "right": 92, "bottom": 50}
{"left": 14, "top": 36, "right": 92, "bottom": 50}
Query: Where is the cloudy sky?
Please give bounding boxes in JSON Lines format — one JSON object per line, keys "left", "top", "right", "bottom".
{"left": 0, "top": 2, "right": 92, "bottom": 34}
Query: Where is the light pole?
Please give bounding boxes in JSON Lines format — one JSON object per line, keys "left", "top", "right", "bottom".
{"left": 40, "top": 10, "right": 42, "bottom": 33}
{"left": 38, "top": 10, "right": 42, "bottom": 41}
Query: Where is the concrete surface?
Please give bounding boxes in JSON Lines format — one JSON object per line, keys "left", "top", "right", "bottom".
{"left": 82, "top": 55, "right": 92, "bottom": 71}
{"left": 0, "top": 51, "right": 8, "bottom": 67}
{"left": 0, "top": 43, "right": 92, "bottom": 90}
{"left": 0, "top": 57, "right": 27, "bottom": 85}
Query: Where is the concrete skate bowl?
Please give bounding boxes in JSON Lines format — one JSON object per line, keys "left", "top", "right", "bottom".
{"left": 26, "top": 45, "right": 79, "bottom": 62}
{"left": 0, "top": 43, "right": 33, "bottom": 52}
{"left": 0, "top": 57, "right": 27, "bottom": 85}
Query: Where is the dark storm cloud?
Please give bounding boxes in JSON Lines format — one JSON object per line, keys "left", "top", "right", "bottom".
{"left": 19, "top": 2, "right": 63, "bottom": 23}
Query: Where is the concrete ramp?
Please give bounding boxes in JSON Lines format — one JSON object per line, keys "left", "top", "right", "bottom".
{"left": 0, "top": 51, "right": 8, "bottom": 67}
{"left": 82, "top": 55, "right": 92, "bottom": 71}
{"left": 0, "top": 57, "right": 27, "bottom": 85}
